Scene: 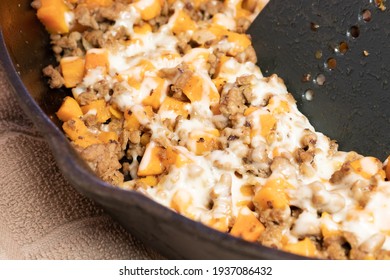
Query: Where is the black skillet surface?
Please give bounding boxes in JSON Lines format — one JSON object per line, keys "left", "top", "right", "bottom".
{"left": 0, "top": 0, "right": 306, "bottom": 259}
{"left": 249, "top": 0, "right": 390, "bottom": 160}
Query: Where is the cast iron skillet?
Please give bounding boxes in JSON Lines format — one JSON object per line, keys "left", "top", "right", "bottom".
{"left": 0, "top": 0, "right": 304, "bottom": 259}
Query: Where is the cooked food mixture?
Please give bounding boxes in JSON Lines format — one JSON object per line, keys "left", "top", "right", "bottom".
{"left": 33, "top": 0, "right": 390, "bottom": 259}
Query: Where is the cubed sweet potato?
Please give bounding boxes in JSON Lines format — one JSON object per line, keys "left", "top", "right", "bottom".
{"left": 254, "top": 178, "right": 294, "bottom": 210}
{"left": 85, "top": 0, "right": 113, "bottom": 7}
{"left": 124, "top": 106, "right": 154, "bottom": 131}
{"left": 142, "top": 77, "right": 166, "bottom": 110}
{"left": 60, "top": 57, "right": 85, "bottom": 88}
{"left": 37, "top": 0, "right": 70, "bottom": 35}
{"left": 81, "top": 99, "right": 111, "bottom": 123}
{"left": 98, "top": 131, "right": 118, "bottom": 143}
{"left": 132, "top": 0, "right": 164, "bottom": 21}
{"left": 62, "top": 118, "right": 101, "bottom": 148}
{"left": 158, "top": 97, "right": 189, "bottom": 119}
{"left": 230, "top": 207, "right": 265, "bottom": 242}
{"left": 56, "top": 96, "right": 83, "bottom": 122}
{"left": 172, "top": 10, "right": 197, "bottom": 34}
{"left": 187, "top": 129, "right": 220, "bottom": 155}
{"left": 137, "top": 142, "right": 165, "bottom": 176}
{"left": 85, "top": 49, "right": 109, "bottom": 73}
{"left": 283, "top": 238, "right": 317, "bottom": 258}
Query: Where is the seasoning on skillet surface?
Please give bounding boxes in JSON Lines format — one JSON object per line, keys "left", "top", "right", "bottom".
{"left": 33, "top": 0, "right": 390, "bottom": 259}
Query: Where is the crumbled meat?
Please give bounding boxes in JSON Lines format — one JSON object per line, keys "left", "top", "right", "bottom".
{"left": 221, "top": 127, "right": 251, "bottom": 148}
{"left": 98, "top": 2, "right": 128, "bottom": 21}
{"left": 207, "top": 49, "right": 225, "bottom": 77}
{"left": 199, "top": 0, "right": 225, "bottom": 20}
{"left": 270, "top": 156, "right": 296, "bottom": 178}
{"left": 111, "top": 82, "right": 129, "bottom": 100}
{"left": 182, "top": 0, "right": 202, "bottom": 22}
{"left": 192, "top": 29, "right": 216, "bottom": 46}
{"left": 159, "top": 63, "right": 189, "bottom": 81}
{"left": 235, "top": 45, "right": 257, "bottom": 64}
{"left": 31, "top": 0, "right": 41, "bottom": 9}
{"left": 77, "top": 90, "right": 98, "bottom": 106}
{"left": 242, "top": 159, "right": 270, "bottom": 178}
{"left": 103, "top": 26, "right": 129, "bottom": 47}
{"left": 83, "top": 30, "right": 105, "bottom": 48}
{"left": 83, "top": 114, "right": 98, "bottom": 127}
{"left": 176, "top": 32, "right": 192, "bottom": 54}
{"left": 328, "top": 140, "right": 339, "bottom": 156}
{"left": 129, "top": 130, "right": 141, "bottom": 145}
{"left": 219, "top": 86, "right": 248, "bottom": 117}
{"left": 323, "top": 232, "right": 358, "bottom": 260}
{"left": 300, "top": 129, "right": 317, "bottom": 149}
{"left": 119, "top": 129, "right": 130, "bottom": 151}
{"left": 236, "top": 74, "right": 254, "bottom": 86}
{"left": 170, "top": 64, "right": 193, "bottom": 101}
{"left": 212, "top": 114, "right": 229, "bottom": 130}
{"left": 258, "top": 223, "right": 284, "bottom": 249}
{"left": 350, "top": 180, "right": 373, "bottom": 207}
{"left": 42, "top": 65, "right": 64, "bottom": 88}
{"left": 50, "top": 32, "right": 83, "bottom": 59}
{"left": 329, "top": 162, "right": 352, "bottom": 184}
{"left": 236, "top": 17, "right": 251, "bottom": 33}
{"left": 78, "top": 142, "right": 124, "bottom": 186}
{"left": 148, "top": 1, "right": 170, "bottom": 31}
{"left": 74, "top": 5, "right": 99, "bottom": 30}
{"left": 294, "top": 148, "right": 314, "bottom": 163}
{"left": 93, "top": 80, "right": 111, "bottom": 98}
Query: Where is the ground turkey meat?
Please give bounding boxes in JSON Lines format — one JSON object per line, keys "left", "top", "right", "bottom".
{"left": 78, "top": 142, "right": 124, "bottom": 186}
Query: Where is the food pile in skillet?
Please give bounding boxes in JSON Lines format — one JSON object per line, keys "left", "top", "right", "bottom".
{"left": 33, "top": 0, "right": 390, "bottom": 259}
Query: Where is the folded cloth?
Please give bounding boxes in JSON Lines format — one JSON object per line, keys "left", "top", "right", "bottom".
{"left": 0, "top": 66, "right": 162, "bottom": 259}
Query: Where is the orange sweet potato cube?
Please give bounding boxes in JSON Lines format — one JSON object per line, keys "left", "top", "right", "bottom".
{"left": 283, "top": 238, "right": 317, "bottom": 258}
{"left": 37, "top": 0, "right": 70, "bottom": 34}
{"left": 137, "top": 176, "right": 158, "bottom": 187}
{"left": 124, "top": 110, "right": 141, "bottom": 131}
{"left": 85, "top": 0, "right": 113, "bottom": 7}
{"left": 85, "top": 49, "right": 109, "bottom": 73}
{"left": 60, "top": 57, "right": 85, "bottom": 88}
{"left": 56, "top": 96, "right": 83, "bottom": 122}
{"left": 132, "top": 0, "right": 163, "bottom": 21}
{"left": 142, "top": 77, "right": 166, "bottom": 110}
{"left": 187, "top": 129, "right": 220, "bottom": 155}
{"left": 81, "top": 99, "right": 111, "bottom": 123}
{"left": 182, "top": 75, "right": 203, "bottom": 103}
{"left": 172, "top": 10, "right": 197, "bottom": 34}
{"left": 254, "top": 178, "right": 293, "bottom": 210}
{"left": 137, "top": 142, "right": 166, "bottom": 176}
{"left": 62, "top": 118, "right": 101, "bottom": 148}
{"left": 158, "top": 97, "right": 189, "bottom": 119}
{"left": 164, "top": 147, "right": 192, "bottom": 168}
{"left": 133, "top": 23, "right": 152, "bottom": 35}
{"left": 98, "top": 131, "right": 118, "bottom": 143}
{"left": 124, "top": 106, "right": 154, "bottom": 131}
{"left": 230, "top": 207, "right": 265, "bottom": 242}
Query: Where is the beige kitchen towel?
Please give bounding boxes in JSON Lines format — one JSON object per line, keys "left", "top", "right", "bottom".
{"left": 0, "top": 65, "right": 162, "bottom": 260}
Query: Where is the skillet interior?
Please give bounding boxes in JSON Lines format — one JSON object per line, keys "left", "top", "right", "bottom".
{"left": 249, "top": 0, "right": 390, "bottom": 160}
{"left": 0, "top": 0, "right": 305, "bottom": 259}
